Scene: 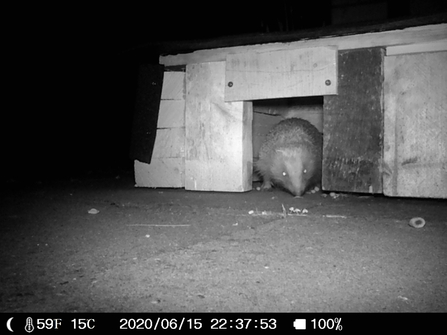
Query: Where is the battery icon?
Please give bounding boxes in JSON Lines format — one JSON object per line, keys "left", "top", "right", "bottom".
{"left": 293, "top": 319, "right": 306, "bottom": 330}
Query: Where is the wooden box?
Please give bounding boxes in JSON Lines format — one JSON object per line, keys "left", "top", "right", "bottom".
{"left": 133, "top": 22, "right": 447, "bottom": 198}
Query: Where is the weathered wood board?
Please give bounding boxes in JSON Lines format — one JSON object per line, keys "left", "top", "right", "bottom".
{"left": 225, "top": 47, "right": 337, "bottom": 101}
{"left": 386, "top": 39, "right": 447, "bottom": 56}
{"left": 157, "top": 100, "right": 185, "bottom": 128}
{"left": 160, "top": 72, "right": 185, "bottom": 100}
{"left": 129, "top": 64, "right": 163, "bottom": 165}
{"left": 185, "top": 62, "right": 253, "bottom": 192}
{"left": 160, "top": 24, "right": 447, "bottom": 66}
{"left": 134, "top": 159, "right": 184, "bottom": 188}
{"left": 134, "top": 71, "right": 186, "bottom": 188}
{"left": 150, "top": 128, "right": 184, "bottom": 158}
{"left": 384, "top": 51, "right": 447, "bottom": 198}
{"left": 323, "top": 48, "right": 384, "bottom": 193}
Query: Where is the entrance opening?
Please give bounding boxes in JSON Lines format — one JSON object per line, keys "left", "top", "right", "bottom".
{"left": 252, "top": 96, "right": 323, "bottom": 182}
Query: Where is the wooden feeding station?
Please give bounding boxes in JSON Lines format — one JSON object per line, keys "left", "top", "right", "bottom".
{"left": 130, "top": 16, "right": 447, "bottom": 199}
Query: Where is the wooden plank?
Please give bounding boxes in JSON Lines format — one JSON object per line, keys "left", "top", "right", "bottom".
{"left": 151, "top": 128, "right": 184, "bottom": 158}
{"left": 134, "top": 159, "right": 184, "bottom": 188}
{"left": 386, "top": 39, "right": 447, "bottom": 56}
{"left": 160, "top": 72, "right": 185, "bottom": 100}
{"left": 133, "top": 69, "right": 186, "bottom": 187}
{"left": 157, "top": 100, "right": 185, "bottom": 128}
{"left": 160, "top": 23, "right": 447, "bottom": 66}
{"left": 185, "top": 62, "right": 253, "bottom": 192}
{"left": 225, "top": 47, "right": 337, "bottom": 101}
{"left": 323, "top": 48, "right": 384, "bottom": 193}
{"left": 157, "top": 15, "right": 446, "bottom": 57}
{"left": 130, "top": 64, "right": 163, "bottom": 165}
{"left": 383, "top": 51, "right": 447, "bottom": 198}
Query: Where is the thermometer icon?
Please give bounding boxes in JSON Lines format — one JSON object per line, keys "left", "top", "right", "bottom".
{"left": 25, "top": 317, "right": 34, "bottom": 333}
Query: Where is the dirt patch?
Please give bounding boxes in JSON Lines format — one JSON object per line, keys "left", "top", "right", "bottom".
{"left": 1, "top": 176, "right": 446, "bottom": 312}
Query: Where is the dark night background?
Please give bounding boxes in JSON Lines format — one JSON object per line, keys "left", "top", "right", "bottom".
{"left": 4, "top": 1, "right": 447, "bottom": 183}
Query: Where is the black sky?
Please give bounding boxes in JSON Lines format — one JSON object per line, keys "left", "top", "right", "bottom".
{"left": 5, "top": 2, "right": 446, "bottom": 182}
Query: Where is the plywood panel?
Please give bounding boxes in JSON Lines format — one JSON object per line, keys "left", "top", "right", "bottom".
{"left": 323, "top": 48, "right": 384, "bottom": 193}
{"left": 185, "top": 62, "right": 253, "bottom": 192}
{"left": 157, "top": 100, "right": 185, "bottom": 128}
{"left": 130, "top": 64, "right": 163, "bottom": 164}
{"left": 384, "top": 52, "right": 447, "bottom": 198}
{"left": 134, "top": 69, "right": 186, "bottom": 188}
{"left": 151, "top": 128, "right": 184, "bottom": 158}
{"left": 161, "top": 72, "right": 185, "bottom": 100}
{"left": 134, "top": 159, "right": 184, "bottom": 188}
{"left": 225, "top": 47, "right": 337, "bottom": 101}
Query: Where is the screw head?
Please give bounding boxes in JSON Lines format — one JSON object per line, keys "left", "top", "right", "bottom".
{"left": 325, "top": 80, "right": 331, "bottom": 86}
{"left": 228, "top": 81, "right": 233, "bottom": 87}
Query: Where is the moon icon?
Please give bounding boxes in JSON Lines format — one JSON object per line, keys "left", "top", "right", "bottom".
{"left": 6, "top": 317, "right": 14, "bottom": 332}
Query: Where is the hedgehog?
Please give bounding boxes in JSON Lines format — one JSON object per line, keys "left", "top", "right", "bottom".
{"left": 255, "top": 118, "right": 322, "bottom": 196}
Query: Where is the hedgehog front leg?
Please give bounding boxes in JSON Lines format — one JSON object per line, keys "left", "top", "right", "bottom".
{"left": 261, "top": 178, "right": 274, "bottom": 191}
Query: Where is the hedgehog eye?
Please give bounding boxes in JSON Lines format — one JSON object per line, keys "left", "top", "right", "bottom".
{"left": 303, "top": 169, "right": 307, "bottom": 174}
{"left": 282, "top": 171, "right": 287, "bottom": 177}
